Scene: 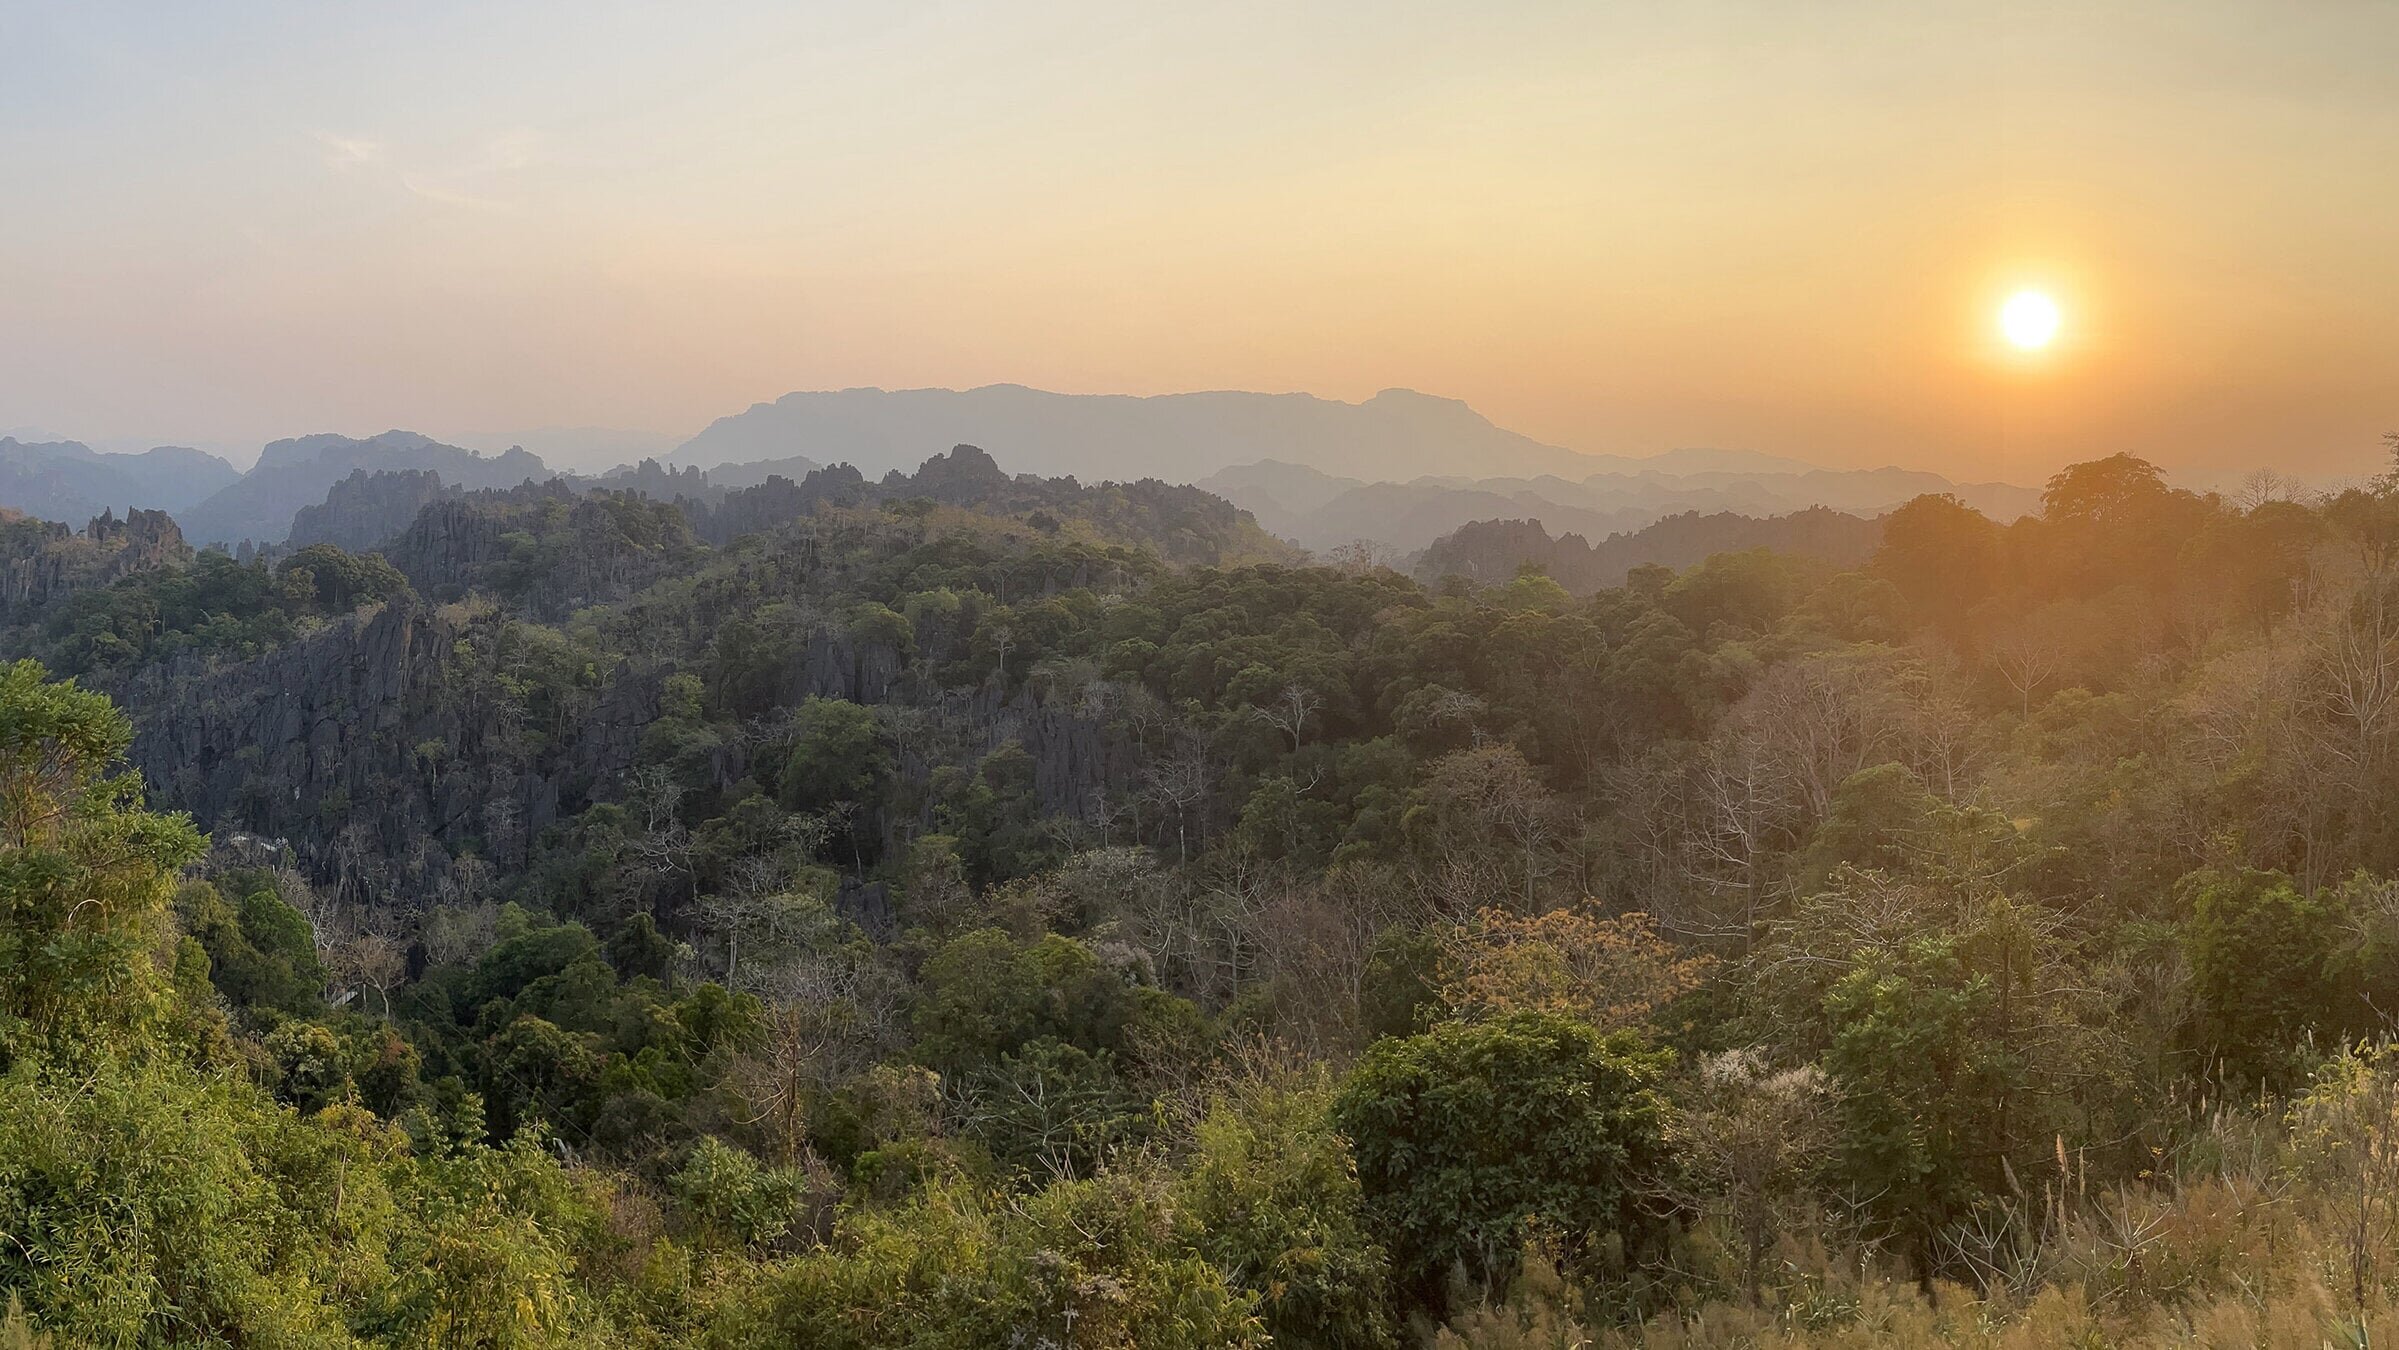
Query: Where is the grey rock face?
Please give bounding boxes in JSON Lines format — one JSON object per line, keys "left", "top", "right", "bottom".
{"left": 179, "top": 432, "right": 551, "bottom": 547}
{"left": 114, "top": 598, "right": 656, "bottom": 898}
{"left": 0, "top": 507, "right": 191, "bottom": 623}
{"left": 288, "top": 468, "right": 454, "bottom": 552}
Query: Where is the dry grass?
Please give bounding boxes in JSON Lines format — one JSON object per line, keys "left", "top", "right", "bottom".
{"left": 1437, "top": 1060, "right": 2399, "bottom": 1350}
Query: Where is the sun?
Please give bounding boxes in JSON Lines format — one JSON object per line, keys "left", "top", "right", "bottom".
{"left": 2000, "top": 290, "right": 2062, "bottom": 350}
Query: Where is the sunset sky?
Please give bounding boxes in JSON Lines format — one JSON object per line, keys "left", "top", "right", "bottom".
{"left": 4, "top": 1, "right": 2394, "bottom": 480}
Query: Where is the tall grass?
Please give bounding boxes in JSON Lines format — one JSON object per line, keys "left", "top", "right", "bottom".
{"left": 1436, "top": 1048, "right": 2399, "bottom": 1349}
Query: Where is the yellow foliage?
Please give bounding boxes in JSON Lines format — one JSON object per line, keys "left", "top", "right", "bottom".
{"left": 1438, "top": 906, "right": 1711, "bottom": 1030}
{"left": 0, "top": 1296, "right": 49, "bottom": 1350}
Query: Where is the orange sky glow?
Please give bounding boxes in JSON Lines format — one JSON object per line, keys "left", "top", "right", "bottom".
{"left": 2, "top": 2, "right": 2393, "bottom": 482}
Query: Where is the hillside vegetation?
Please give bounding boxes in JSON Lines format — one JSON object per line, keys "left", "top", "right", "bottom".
{"left": 1417, "top": 507, "right": 1885, "bottom": 594}
{"left": 4, "top": 445, "right": 2399, "bottom": 1346}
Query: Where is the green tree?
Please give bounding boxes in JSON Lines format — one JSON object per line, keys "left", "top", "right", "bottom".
{"left": 0, "top": 1057, "right": 399, "bottom": 1345}
{"left": 669, "top": 1135, "right": 819, "bottom": 1252}
{"left": 1175, "top": 1077, "right": 1399, "bottom": 1349}
{"left": 712, "top": 1172, "right": 1263, "bottom": 1350}
{"left": 1332, "top": 1011, "right": 1674, "bottom": 1297}
{"left": 368, "top": 1129, "right": 603, "bottom": 1349}
{"left": 177, "top": 878, "right": 328, "bottom": 1017}
{"left": 275, "top": 543, "right": 409, "bottom": 612}
{"left": 1820, "top": 935, "right": 2019, "bottom": 1276}
{"left": 778, "top": 697, "right": 891, "bottom": 862}
{"left": 0, "top": 660, "right": 205, "bottom": 1067}
{"left": 952, "top": 1038, "right": 1146, "bottom": 1179}
{"left": 910, "top": 929, "right": 1163, "bottom": 1071}
{"left": 2184, "top": 868, "right": 2355, "bottom": 1087}
{"left": 1873, "top": 493, "right": 1998, "bottom": 621}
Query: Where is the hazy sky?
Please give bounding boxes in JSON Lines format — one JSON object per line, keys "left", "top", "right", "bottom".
{"left": 3, "top": 1, "right": 2394, "bottom": 479}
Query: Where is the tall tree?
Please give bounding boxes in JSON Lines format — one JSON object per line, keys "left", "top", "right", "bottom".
{"left": 0, "top": 659, "right": 204, "bottom": 1068}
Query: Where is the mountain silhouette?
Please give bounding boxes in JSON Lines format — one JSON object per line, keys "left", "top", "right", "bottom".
{"left": 673, "top": 384, "right": 1596, "bottom": 483}
{"left": 0, "top": 438, "right": 239, "bottom": 522}
{"left": 178, "top": 431, "right": 553, "bottom": 546}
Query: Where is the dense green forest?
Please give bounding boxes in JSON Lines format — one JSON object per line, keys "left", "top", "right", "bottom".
{"left": 8, "top": 444, "right": 2399, "bottom": 1346}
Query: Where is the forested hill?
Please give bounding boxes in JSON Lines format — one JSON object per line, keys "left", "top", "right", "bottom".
{"left": 0, "top": 444, "right": 1294, "bottom": 895}
{"left": 275, "top": 442, "right": 1292, "bottom": 580}
{"left": 10, "top": 445, "right": 2399, "bottom": 1345}
{"left": 1417, "top": 505, "right": 1885, "bottom": 593}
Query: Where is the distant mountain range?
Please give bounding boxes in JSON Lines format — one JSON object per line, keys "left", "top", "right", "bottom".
{"left": 5, "top": 384, "right": 2046, "bottom": 555}
{"left": 672, "top": 385, "right": 2038, "bottom": 554}
{"left": 675, "top": 384, "right": 1612, "bottom": 483}
{"left": 0, "top": 423, "right": 837, "bottom": 549}
{"left": 698, "top": 453, "right": 824, "bottom": 491}
{"left": 456, "top": 426, "right": 682, "bottom": 475}
{"left": 1197, "top": 459, "right": 2038, "bottom": 554}
{"left": 0, "top": 438, "right": 239, "bottom": 521}
{"left": 176, "top": 432, "right": 553, "bottom": 546}
{"left": 1417, "top": 510, "right": 1889, "bottom": 595}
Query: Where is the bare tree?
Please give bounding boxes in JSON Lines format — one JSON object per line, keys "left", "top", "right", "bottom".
{"left": 274, "top": 869, "right": 344, "bottom": 968}
{"left": 1250, "top": 862, "right": 1421, "bottom": 1052}
{"left": 422, "top": 900, "right": 501, "bottom": 969}
{"left": 1419, "top": 745, "right": 1564, "bottom": 914}
{"left": 2311, "top": 576, "right": 2399, "bottom": 774}
{"left": 985, "top": 624, "right": 1014, "bottom": 687}
{"left": 310, "top": 893, "right": 409, "bottom": 1020}
{"left": 329, "top": 822, "right": 384, "bottom": 908}
{"left": 2233, "top": 467, "right": 2305, "bottom": 512}
{"left": 699, "top": 853, "right": 821, "bottom": 992}
{"left": 1322, "top": 538, "right": 1396, "bottom": 573}
{"left": 1681, "top": 732, "right": 1808, "bottom": 945}
{"left": 1250, "top": 682, "right": 1325, "bottom": 754}
{"left": 1738, "top": 648, "right": 1918, "bottom": 821}
{"left": 1908, "top": 692, "right": 1981, "bottom": 801}
{"left": 731, "top": 950, "right": 907, "bottom": 1164}
{"left": 1992, "top": 620, "right": 2068, "bottom": 717}
{"left": 1141, "top": 728, "right": 1214, "bottom": 863}
{"left": 482, "top": 792, "right": 526, "bottom": 871}
{"left": 623, "top": 765, "right": 697, "bottom": 908}
{"left": 343, "top": 929, "right": 409, "bottom": 1021}
{"left": 1425, "top": 688, "right": 1488, "bottom": 747}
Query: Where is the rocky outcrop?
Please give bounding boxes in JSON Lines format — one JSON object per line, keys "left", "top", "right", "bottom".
{"left": 1410, "top": 518, "right": 1566, "bottom": 588}
{"left": 599, "top": 459, "right": 714, "bottom": 503}
{"left": 784, "top": 628, "right": 905, "bottom": 705}
{"left": 104, "top": 571, "right": 1133, "bottom": 907}
{"left": 115, "top": 596, "right": 664, "bottom": 898}
{"left": 77, "top": 443, "right": 1267, "bottom": 905}
{"left": 177, "top": 431, "right": 552, "bottom": 547}
{"left": 682, "top": 464, "right": 871, "bottom": 547}
{"left": 380, "top": 498, "right": 515, "bottom": 597}
{"left": 381, "top": 486, "right": 704, "bottom": 619}
{"left": 0, "top": 507, "right": 191, "bottom": 623}
{"left": 892, "top": 443, "right": 1013, "bottom": 502}
{"left": 288, "top": 468, "right": 454, "bottom": 552}
{"left": 681, "top": 449, "right": 1291, "bottom": 566}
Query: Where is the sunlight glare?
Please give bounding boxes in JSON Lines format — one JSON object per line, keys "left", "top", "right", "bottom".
{"left": 2001, "top": 290, "right": 2063, "bottom": 350}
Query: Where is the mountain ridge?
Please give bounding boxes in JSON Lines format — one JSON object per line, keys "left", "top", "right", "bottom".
{"left": 0, "top": 437, "right": 240, "bottom": 521}
{"left": 178, "top": 431, "right": 555, "bottom": 546}
{"left": 673, "top": 383, "right": 1595, "bottom": 483}
{"left": 672, "top": 384, "right": 2039, "bottom": 553}
{"left": 1197, "top": 458, "right": 2038, "bottom": 554}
